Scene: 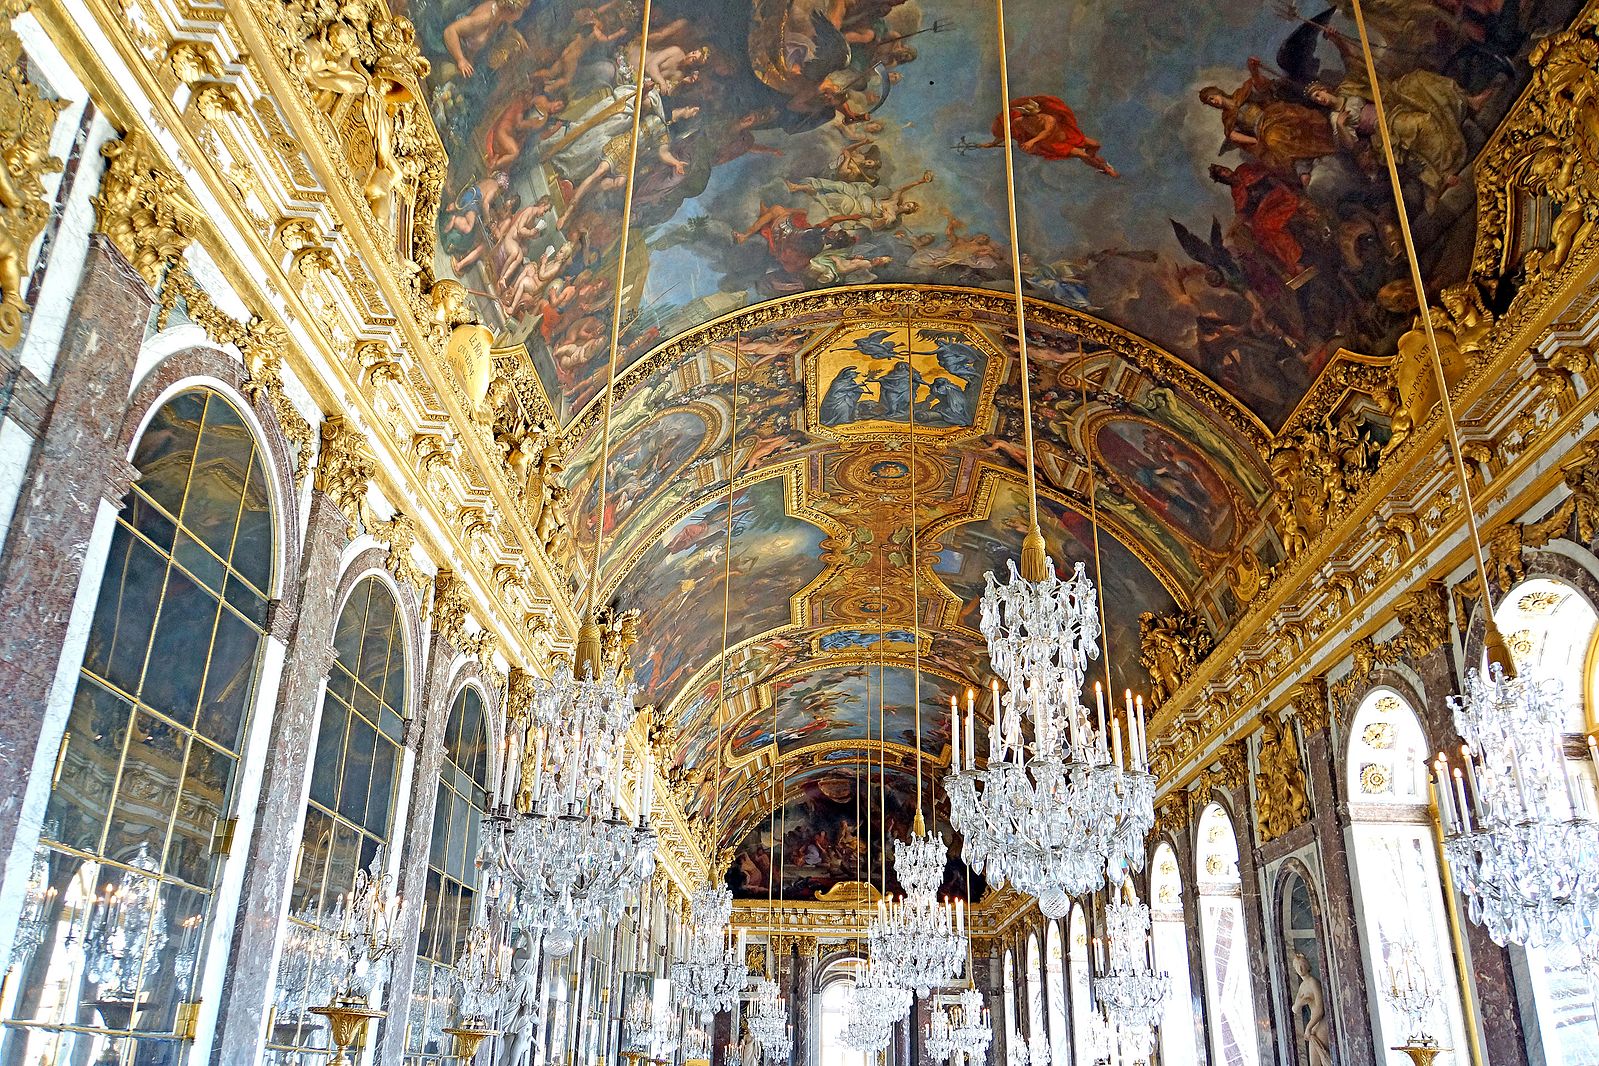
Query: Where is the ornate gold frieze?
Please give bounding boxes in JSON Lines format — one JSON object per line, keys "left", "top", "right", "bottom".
{"left": 1291, "top": 678, "right": 1329, "bottom": 736}
{"left": 1254, "top": 713, "right": 1311, "bottom": 843}
{"left": 0, "top": 0, "right": 65, "bottom": 347}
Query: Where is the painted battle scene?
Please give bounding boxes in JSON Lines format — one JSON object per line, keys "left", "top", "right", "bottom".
{"left": 725, "top": 764, "right": 980, "bottom": 900}
{"left": 407, "top": 0, "right": 1585, "bottom": 425}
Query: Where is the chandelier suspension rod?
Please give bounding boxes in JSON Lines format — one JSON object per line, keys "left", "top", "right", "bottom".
{"left": 880, "top": 575, "right": 889, "bottom": 894}
{"left": 906, "top": 308, "right": 927, "bottom": 822}
{"left": 584, "top": 0, "right": 656, "bottom": 620}
{"left": 713, "top": 335, "right": 741, "bottom": 849}
{"left": 1348, "top": 0, "right": 1511, "bottom": 671}
{"left": 1079, "top": 344, "right": 1114, "bottom": 703}
{"left": 993, "top": 0, "right": 1043, "bottom": 560}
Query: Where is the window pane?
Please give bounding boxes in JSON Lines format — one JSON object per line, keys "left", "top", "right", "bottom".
{"left": 308, "top": 701, "right": 347, "bottom": 811}
{"left": 130, "top": 390, "right": 203, "bottom": 517}
{"left": 104, "top": 713, "right": 186, "bottom": 861}
{"left": 366, "top": 737, "right": 397, "bottom": 836}
{"left": 231, "top": 456, "right": 273, "bottom": 591}
{"left": 182, "top": 398, "right": 251, "bottom": 561}
{"left": 82, "top": 529, "right": 164, "bottom": 694}
{"left": 338, "top": 716, "right": 375, "bottom": 826}
{"left": 169, "top": 742, "right": 234, "bottom": 887}
{"left": 196, "top": 605, "right": 261, "bottom": 751}
{"left": 45, "top": 679, "right": 133, "bottom": 853}
{"left": 138, "top": 566, "right": 218, "bottom": 723}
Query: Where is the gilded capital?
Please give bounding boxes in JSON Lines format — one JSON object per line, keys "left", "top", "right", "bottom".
{"left": 314, "top": 413, "right": 374, "bottom": 537}
{"left": 0, "top": 1, "right": 65, "bottom": 347}
{"left": 92, "top": 130, "right": 199, "bottom": 286}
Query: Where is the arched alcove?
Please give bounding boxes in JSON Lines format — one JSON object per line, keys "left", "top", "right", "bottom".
{"left": 1196, "top": 803, "right": 1260, "bottom": 1066}
{"left": 1151, "top": 842, "right": 1201, "bottom": 1066}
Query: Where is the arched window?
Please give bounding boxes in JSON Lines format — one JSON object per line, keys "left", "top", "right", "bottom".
{"left": 1345, "top": 688, "right": 1469, "bottom": 1056}
{"left": 1025, "top": 932, "right": 1044, "bottom": 1060}
{"left": 1067, "top": 905, "right": 1091, "bottom": 1066}
{"left": 818, "top": 979, "right": 867, "bottom": 1066}
{"left": 1494, "top": 580, "right": 1599, "bottom": 1061}
{"left": 267, "top": 574, "right": 408, "bottom": 1061}
{"left": 1196, "top": 803, "right": 1259, "bottom": 1066}
{"left": 1151, "top": 842, "right": 1201, "bottom": 1066}
{"left": 1002, "top": 949, "right": 1017, "bottom": 1059}
{"left": 0, "top": 388, "right": 276, "bottom": 1063}
{"left": 1044, "top": 922, "right": 1067, "bottom": 1066}
{"left": 407, "top": 685, "right": 490, "bottom": 1062}
{"left": 1277, "top": 867, "right": 1331, "bottom": 1066}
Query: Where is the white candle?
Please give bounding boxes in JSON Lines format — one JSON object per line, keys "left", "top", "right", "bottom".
{"left": 1095, "top": 683, "right": 1107, "bottom": 747}
{"left": 965, "top": 705, "right": 976, "bottom": 771}
{"left": 1134, "top": 695, "right": 1148, "bottom": 769}
{"left": 1453, "top": 768, "right": 1472, "bottom": 832}
{"left": 951, "top": 696, "right": 961, "bottom": 770}
{"left": 1112, "top": 716, "right": 1124, "bottom": 770}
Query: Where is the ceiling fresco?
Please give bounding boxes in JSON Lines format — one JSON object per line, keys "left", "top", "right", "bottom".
{"left": 407, "top": 0, "right": 1579, "bottom": 424}
{"left": 726, "top": 763, "right": 981, "bottom": 902}
{"left": 398, "top": 0, "right": 1590, "bottom": 895}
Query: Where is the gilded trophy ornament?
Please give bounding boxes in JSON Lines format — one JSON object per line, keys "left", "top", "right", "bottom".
{"left": 1254, "top": 713, "right": 1311, "bottom": 843}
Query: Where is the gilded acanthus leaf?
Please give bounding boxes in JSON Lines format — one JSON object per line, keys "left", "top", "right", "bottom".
{"left": 0, "top": 0, "right": 65, "bottom": 347}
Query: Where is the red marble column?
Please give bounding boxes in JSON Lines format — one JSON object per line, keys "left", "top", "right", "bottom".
{"left": 1301, "top": 724, "right": 1378, "bottom": 1065}
{"left": 208, "top": 496, "right": 354, "bottom": 1065}
{"left": 0, "top": 235, "right": 149, "bottom": 932}
{"left": 376, "top": 624, "right": 474, "bottom": 1065}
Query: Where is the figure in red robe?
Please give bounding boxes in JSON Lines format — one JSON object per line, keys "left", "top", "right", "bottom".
{"left": 980, "top": 95, "right": 1119, "bottom": 176}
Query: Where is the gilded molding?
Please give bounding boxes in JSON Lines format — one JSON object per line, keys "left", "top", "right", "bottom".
{"left": 432, "top": 568, "right": 472, "bottom": 648}
{"left": 371, "top": 511, "right": 428, "bottom": 593}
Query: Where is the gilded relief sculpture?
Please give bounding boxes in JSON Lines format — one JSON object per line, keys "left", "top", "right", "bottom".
{"left": 1255, "top": 712, "right": 1311, "bottom": 842}
{"left": 0, "top": 0, "right": 63, "bottom": 348}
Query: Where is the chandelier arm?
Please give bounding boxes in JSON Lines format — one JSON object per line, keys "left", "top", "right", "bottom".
{"left": 1346, "top": 0, "right": 1508, "bottom": 666}
{"left": 584, "top": 0, "right": 656, "bottom": 611}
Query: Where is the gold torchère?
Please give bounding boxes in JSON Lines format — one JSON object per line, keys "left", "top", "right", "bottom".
{"left": 444, "top": 1022, "right": 499, "bottom": 1061}
{"left": 309, "top": 999, "right": 385, "bottom": 1066}
{"left": 1393, "top": 1039, "right": 1449, "bottom": 1066}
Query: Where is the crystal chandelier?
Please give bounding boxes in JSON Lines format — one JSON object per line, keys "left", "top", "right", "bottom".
{"left": 317, "top": 852, "right": 402, "bottom": 1002}
{"left": 683, "top": 1019, "right": 713, "bottom": 1065}
{"left": 453, "top": 919, "right": 513, "bottom": 1028}
{"left": 672, "top": 882, "right": 749, "bottom": 1016}
{"left": 482, "top": 621, "right": 657, "bottom": 958}
{"left": 1093, "top": 888, "right": 1168, "bottom": 1035}
{"left": 85, "top": 842, "right": 167, "bottom": 998}
{"left": 1383, "top": 943, "right": 1442, "bottom": 1046}
{"left": 747, "top": 976, "right": 790, "bottom": 1047}
{"left": 851, "top": 955, "right": 913, "bottom": 1027}
{"left": 869, "top": 818, "right": 967, "bottom": 996}
{"left": 9, "top": 843, "right": 55, "bottom": 973}
{"left": 1005, "top": 1033, "right": 1028, "bottom": 1066}
{"left": 1027, "top": 1032, "right": 1051, "bottom": 1066}
{"left": 842, "top": 974, "right": 895, "bottom": 1053}
{"left": 927, "top": 1001, "right": 958, "bottom": 1063}
{"left": 946, "top": 0, "right": 1156, "bottom": 921}
{"left": 952, "top": 986, "right": 992, "bottom": 1063}
{"left": 947, "top": 653, "right": 1156, "bottom": 917}
{"left": 1433, "top": 663, "right": 1599, "bottom": 946}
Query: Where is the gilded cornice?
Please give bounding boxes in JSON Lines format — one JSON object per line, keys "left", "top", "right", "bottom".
{"left": 29, "top": 0, "right": 580, "bottom": 680}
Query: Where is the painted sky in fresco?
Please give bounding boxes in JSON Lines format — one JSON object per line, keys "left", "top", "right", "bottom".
{"left": 409, "top": 0, "right": 1578, "bottom": 424}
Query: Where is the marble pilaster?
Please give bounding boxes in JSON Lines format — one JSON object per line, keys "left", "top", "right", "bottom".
{"left": 208, "top": 490, "right": 351, "bottom": 1065}
{"left": 0, "top": 235, "right": 149, "bottom": 949}
{"left": 1229, "top": 785, "right": 1280, "bottom": 1066}
{"left": 1302, "top": 726, "right": 1378, "bottom": 1065}
{"left": 376, "top": 628, "right": 468, "bottom": 1065}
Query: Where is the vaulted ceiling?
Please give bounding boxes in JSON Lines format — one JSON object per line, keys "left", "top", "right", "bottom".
{"left": 411, "top": 0, "right": 1577, "bottom": 896}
